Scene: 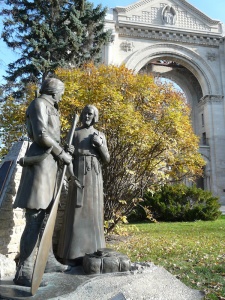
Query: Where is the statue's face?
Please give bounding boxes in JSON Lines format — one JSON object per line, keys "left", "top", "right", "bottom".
{"left": 54, "top": 88, "right": 64, "bottom": 103}
{"left": 82, "top": 107, "right": 95, "bottom": 127}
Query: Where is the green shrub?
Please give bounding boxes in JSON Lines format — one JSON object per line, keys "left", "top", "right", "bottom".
{"left": 129, "top": 184, "right": 221, "bottom": 222}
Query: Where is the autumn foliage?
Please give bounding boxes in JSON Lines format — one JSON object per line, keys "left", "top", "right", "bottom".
{"left": 57, "top": 64, "right": 205, "bottom": 231}
{"left": 0, "top": 64, "right": 205, "bottom": 232}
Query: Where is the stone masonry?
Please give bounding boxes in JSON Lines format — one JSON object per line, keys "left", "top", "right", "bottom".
{"left": 0, "top": 141, "right": 67, "bottom": 260}
{"left": 0, "top": 141, "right": 28, "bottom": 259}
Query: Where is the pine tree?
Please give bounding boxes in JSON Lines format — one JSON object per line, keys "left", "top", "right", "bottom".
{"left": 0, "top": 0, "right": 111, "bottom": 96}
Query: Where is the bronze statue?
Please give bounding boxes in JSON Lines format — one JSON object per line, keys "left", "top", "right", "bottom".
{"left": 13, "top": 78, "right": 72, "bottom": 287}
{"left": 58, "top": 105, "right": 110, "bottom": 265}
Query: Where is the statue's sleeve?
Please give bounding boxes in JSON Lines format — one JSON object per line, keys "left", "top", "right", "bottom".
{"left": 98, "top": 133, "right": 110, "bottom": 164}
{"left": 28, "top": 100, "right": 63, "bottom": 156}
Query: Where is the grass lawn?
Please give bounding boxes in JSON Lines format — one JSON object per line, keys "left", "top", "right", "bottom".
{"left": 106, "top": 216, "right": 225, "bottom": 300}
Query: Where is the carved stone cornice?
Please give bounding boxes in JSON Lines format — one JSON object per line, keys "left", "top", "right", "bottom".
{"left": 198, "top": 95, "right": 224, "bottom": 107}
{"left": 115, "top": 0, "right": 155, "bottom": 13}
{"left": 115, "top": 0, "right": 220, "bottom": 25}
{"left": 117, "top": 25, "right": 222, "bottom": 47}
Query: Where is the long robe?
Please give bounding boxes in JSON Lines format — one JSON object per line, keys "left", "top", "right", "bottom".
{"left": 58, "top": 126, "right": 110, "bottom": 259}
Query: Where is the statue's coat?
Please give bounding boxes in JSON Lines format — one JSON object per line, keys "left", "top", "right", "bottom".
{"left": 13, "top": 96, "right": 62, "bottom": 210}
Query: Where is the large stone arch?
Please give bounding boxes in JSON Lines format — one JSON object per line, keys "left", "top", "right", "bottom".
{"left": 103, "top": 0, "right": 225, "bottom": 208}
{"left": 125, "top": 43, "right": 219, "bottom": 95}
{"left": 125, "top": 43, "right": 219, "bottom": 135}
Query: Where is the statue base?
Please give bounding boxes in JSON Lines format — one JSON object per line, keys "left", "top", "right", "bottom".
{"left": 0, "top": 262, "right": 204, "bottom": 300}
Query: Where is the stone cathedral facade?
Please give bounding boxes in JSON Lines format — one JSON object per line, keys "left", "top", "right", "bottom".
{"left": 101, "top": 0, "right": 225, "bottom": 209}
{"left": 1, "top": 0, "right": 225, "bottom": 259}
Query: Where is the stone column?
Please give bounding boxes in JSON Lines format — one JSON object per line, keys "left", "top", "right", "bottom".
{"left": 101, "top": 35, "right": 115, "bottom": 66}
{"left": 198, "top": 95, "right": 225, "bottom": 205}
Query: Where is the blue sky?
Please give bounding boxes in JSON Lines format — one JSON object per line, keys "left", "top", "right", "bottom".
{"left": 0, "top": 0, "right": 225, "bottom": 84}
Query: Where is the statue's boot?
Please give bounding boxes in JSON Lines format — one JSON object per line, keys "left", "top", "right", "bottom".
{"left": 14, "top": 254, "right": 34, "bottom": 287}
{"left": 13, "top": 209, "right": 48, "bottom": 287}
{"left": 14, "top": 265, "right": 48, "bottom": 288}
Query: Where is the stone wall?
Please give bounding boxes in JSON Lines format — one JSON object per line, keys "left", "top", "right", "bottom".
{"left": 0, "top": 141, "right": 28, "bottom": 259}
{"left": 0, "top": 141, "right": 67, "bottom": 259}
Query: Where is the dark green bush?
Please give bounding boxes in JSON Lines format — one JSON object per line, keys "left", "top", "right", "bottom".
{"left": 129, "top": 184, "right": 221, "bottom": 222}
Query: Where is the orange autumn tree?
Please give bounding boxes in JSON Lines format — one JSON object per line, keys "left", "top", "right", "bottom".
{"left": 55, "top": 64, "right": 205, "bottom": 232}
{"left": 0, "top": 64, "right": 205, "bottom": 232}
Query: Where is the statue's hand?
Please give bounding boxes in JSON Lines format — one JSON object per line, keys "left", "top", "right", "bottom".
{"left": 18, "top": 157, "right": 24, "bottom": 166}
{"left": 92, "top": 133, "right": 103, "bottom": 147}
{"left": 58, "top": 150, "right": 72, "bottom": 165}
{"left": 65, "top": 144, "right": 75, "bottom": 155}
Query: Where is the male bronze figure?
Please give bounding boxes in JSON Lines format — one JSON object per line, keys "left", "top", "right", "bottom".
{"left": 13, "top": 78, "right": 72, "bottom": 287}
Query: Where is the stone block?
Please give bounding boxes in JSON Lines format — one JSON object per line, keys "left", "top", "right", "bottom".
{"left": 1, "top": 193, "right": 12, "bottom": 203}
{"left": 0, "top": 228, "right": 11, "bottom": 236}
{"left": 10, "top": 232, "right": 22, "bottom": 243}
{"left": 0, "top": 210, "right": 11, "bottom": 221}
{"left": 0, "top": 254, "right": 16, "bottom": 279}
{"left": 0, "top": 239, "right": 5, "bottom": 247}
{"left": 7, "top": 243, "right": 20, "bottom": 254}
{"left": 0, "top": 247, "right": 8, "bottom": 256}
{"left": 4, "top": 184, "right": 17, "bottom": 195}
{"left": 13, "top": 209, "right": 25, "bottom": 219}
{"left": 7, "top": 253, "right": 18, "bottom": 260}
{"left": 1, "top": 198, "right": 14, "bottom": 209}
{"left": 13, "top": 217, "right": 25, "bottom": 226}
{"left": 0, "top": 221, "right": 14, "bottom": 230}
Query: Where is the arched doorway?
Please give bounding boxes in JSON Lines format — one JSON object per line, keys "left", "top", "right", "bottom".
{"left": 127, "top": 51, "right": 212, "bottom": 191}
{"left": 138, "top": 59, "right": 203, "bottom": 135}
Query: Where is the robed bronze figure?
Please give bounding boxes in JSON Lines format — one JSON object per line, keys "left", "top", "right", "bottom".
{"left": 58, "top": 105, "right": 110, "bottom": 264}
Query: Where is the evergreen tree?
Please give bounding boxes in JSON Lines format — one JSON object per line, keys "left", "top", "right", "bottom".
{"left": 0, "top": 0, "right": 111, "bottom": 96}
